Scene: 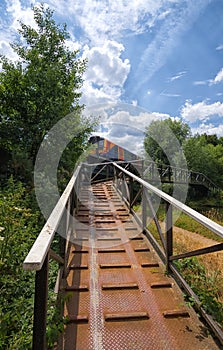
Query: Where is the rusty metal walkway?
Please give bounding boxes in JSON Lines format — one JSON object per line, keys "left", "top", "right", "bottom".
{"left": 59, "top": 181, "right": 219, "bottom": 350}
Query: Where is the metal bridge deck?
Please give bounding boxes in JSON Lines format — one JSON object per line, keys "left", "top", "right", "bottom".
{"left": 58, "top": 181, "right": 219, "bottom": 350}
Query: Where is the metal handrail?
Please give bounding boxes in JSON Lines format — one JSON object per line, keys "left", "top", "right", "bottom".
{"left": 112, "top": 161, "right": 223, "bottom": 344}
{"left": 113, "top": 162, "right": 223, "bottom": 239}
{"left": 23, "top": 160, "right": 223, "bottom": 349}
{"left": 86, "top": 158, "right": 220, "bottom": 191}
{"left": 23, "top": 165, "right": 81, "bottom": 271}
{"left": 23, "top": 164, "right": 82, "bottom": 350}
{"left": 144, "top": 162, "right": 219, "bottom": 190}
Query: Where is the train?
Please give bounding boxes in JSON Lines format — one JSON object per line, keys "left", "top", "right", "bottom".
{"left": 88, "top": 135, "right": 139, "bottom": 162}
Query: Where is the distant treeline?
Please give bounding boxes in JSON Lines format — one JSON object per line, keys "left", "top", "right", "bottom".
{"left": 144, "top": 118, "right": 223, "bottom": 189}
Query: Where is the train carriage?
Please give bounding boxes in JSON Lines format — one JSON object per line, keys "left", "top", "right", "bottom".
{"left": 89, "top": 136, "right": 139, "bottom": 162}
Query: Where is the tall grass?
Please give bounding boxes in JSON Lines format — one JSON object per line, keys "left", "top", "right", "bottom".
{"left": 146, "top": 204, "right": 223, "bottom": 328}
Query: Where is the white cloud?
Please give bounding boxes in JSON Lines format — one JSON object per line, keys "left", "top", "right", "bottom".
{"left": 212, "top": 67, "right": 223, "bottom": 84}
{"left": 83, "top": 41, "right": 130, "bottom": 86}
{"left": 194, "top": 67, "right": 223, "bottom": 86}
{"left": 216, "top": 44, "right": 223, "bottom": 51}
{"left": 48, "top": 0, "right": 169, "bottom": 44}
{"left": 99, "top": 109, "right": 170, "bottom": 131}
{"left": 132, "top": 0, "right": 210, "bottom": 94}
{"left": 85, "top": 103, "right": 171, "bottom": 155}
{"left": 191, "top": 123, "right": 223, "bottom": 137}
{"left": 160, "top": 92, "right": 181, "bottom": 97}
{"left": 181, "top": 100, "right": 223, "bottom": 122}
{"left": 65, "top": 38, "right": 82, "bottom": 52}
{"left": 81, "top": 81, "right": 122, "bottom": 106}
{"left": 193, "top": 80, "right": 208, "bottom": 85}
{"left": 0, "top": 39, "right": 19, "bottom": 62}
{"left": 0, "top": 0, "right": 43, "bottom": 62}
{"left": 169, "top": 71, "right": 186, "bottom": 82}
{"left": 98, "top": 110, "right": 170, "bottom": 153}
{"left": 81, "top": 41, "right": 130, "bottom": 105}
{"left": 6, "top": 0, "right": 37, "bottom": 31}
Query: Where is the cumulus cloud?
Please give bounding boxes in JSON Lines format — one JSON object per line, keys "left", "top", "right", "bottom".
{"left": 191, "top": 123, "right": 223, "bottom": 137}
{"left": 1, "top": 0, "right": 212, "bottom": 113}
{"left": 6, "top": 0, "right": 37, "bottom": 31}
{"left": 81, "top": 41, "right": 130, "bottom": 105}
{"left": 83, "top": 41, "right": 130, "bottom": 86}
{"left": 99, "top": 109, "right": 170, "bottom": 132}
{"left": 0, "top": 39, "right": 18, "bottom": 62}
{"left": 0, "top": 0, "right": 43, "bottom": 62}
{"left": 181, "top": 100, "right": 223, "bottom": 122}
{"left": 81, "top": 81, "right": 122, "bottom": 106}
{"left": 87, "top": 104, "right": 171, "bottom": 154}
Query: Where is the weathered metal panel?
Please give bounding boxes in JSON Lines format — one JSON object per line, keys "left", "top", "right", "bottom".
{"left": 60, "top": 181, "right": 219, "bottom": 350}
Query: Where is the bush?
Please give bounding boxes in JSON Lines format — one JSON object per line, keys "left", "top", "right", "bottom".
{"left": 0, "top": 178, "right": 40, "bottom": 349}
{"left": 174, "top": 257, "right": 223, "bottom": 325}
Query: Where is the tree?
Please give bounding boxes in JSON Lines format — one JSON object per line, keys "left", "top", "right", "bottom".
{"left": 0, "top": 4, "right": 92, "bottom": 181}
{"left": 144, "top": 118, "right": 190, "bottom": 166}
{"left": 183, "top": 135, "right": 223, "bottom": 187}
{"left": 199, "top": 133, "right": 219, "bottom": 146}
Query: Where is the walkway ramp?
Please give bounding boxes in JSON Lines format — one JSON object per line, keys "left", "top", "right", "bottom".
{"left": 58, "top": 181, "right": 219, "bottom": 350}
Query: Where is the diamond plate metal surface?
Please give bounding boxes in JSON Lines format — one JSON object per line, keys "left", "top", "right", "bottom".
{"left": 58, "top": 181, "right": 220, "bottom": 350}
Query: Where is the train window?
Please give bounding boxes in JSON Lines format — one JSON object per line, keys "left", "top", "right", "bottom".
{"left": 99, "top": 140, "right": 104, "bottom": 149}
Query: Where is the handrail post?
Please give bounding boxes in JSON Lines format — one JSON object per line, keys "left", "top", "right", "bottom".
{"left": 32, "top": 253, "right": 49, "bottom": 350}
{"left": 129, "top": 177, "right": 133, "bottom": 210}
{"left": 142, "top": 186, "right": 147, "bottom": 231}
{"left": 166, "top": 202, "right": 173, "bottom": 273}
{"left": 106, "top": 163, "right": 109, "bottom": 180}
{"left": 141, "top": 160, "right": 147, "bottom": 232}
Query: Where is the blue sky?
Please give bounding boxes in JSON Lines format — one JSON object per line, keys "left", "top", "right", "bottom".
{"left": 1, "top": 0, "right": 223, "bottom": 154}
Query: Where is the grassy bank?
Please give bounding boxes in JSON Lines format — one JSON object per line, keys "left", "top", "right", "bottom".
{"left": 146, "top": 204, "right": 223, "bottom": 328}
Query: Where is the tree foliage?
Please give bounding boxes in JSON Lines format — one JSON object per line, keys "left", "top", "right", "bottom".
{"left": 0, "top": 5, "right": 95, "bottom": 348}
{"left": 144, "top": 118, "right": 190, "bottom": 166}
{"left": 144, "top": 118, "right": 223, "bottom": 189}
{"left": 0, "top": 4, "right": 92, "bottom": 182}
{"left": 183, "top": 134, "right": 223, "bottom": 187}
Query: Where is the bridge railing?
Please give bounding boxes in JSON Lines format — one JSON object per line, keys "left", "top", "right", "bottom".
{"left": 143, "top": 160, "right": 219, "bottom": 191}
{"left": 112, "top": 161, "right": 223, "bottom": 345}
{"left": 23, "top": 159, "right": 223, "bottom": 348}
{"left": 89, "top": 156, "right": 220, "bottom": 191}
{"left": 23, "top": 164, "right": 85, "bottom": 350}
